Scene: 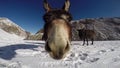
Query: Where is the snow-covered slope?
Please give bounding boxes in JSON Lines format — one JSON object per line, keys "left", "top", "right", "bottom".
{"left": 0, "top": 18, "right": 27, "bottom": 38}
{"left": 71, "top": 17, "right": 120, "bottom": 40}
{"left": 0, "top": 40, "right": 120, "bottom": 68}
{"left": 0, "top": 29, "right": 23, "bottom": 41}
{"left": 0, "top": 18, "right": 21, "bottom": 28}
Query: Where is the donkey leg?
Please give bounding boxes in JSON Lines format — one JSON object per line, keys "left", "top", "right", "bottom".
{"left": 86, "top": 38, "right": 89, "bottom": 46}
{"left": 91, "top": 38, "right": 94, "bottom": 45}
{"left": 83, "top": 39, "right": 85, "bottom": 46}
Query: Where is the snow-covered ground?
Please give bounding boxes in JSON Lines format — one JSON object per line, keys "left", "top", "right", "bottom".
{"left": 0, "top": 29, "right": 23, "bottom": 42}
{"left": 0, "top": 40, "right": 120, "bottom": 68}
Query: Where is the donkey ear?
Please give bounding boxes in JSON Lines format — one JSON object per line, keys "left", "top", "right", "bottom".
{"left": 43, "top": 0, "right": 51, "bottom": 12}
{"left": 62, "top": 0, "right": 70, "bottom": 11}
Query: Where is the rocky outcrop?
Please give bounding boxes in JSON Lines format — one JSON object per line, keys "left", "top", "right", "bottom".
{"left": 25, "top": 29, "right": 43, "bottom": 40}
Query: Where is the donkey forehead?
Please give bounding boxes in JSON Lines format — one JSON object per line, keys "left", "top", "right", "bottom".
{"left": 45, "top": 9, "right": 71, "bottom": 16}
{"left": 43, "top": 9, "right": 72, "bottom": 23}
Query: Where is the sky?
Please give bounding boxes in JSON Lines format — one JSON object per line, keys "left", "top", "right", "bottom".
{"left": 0, "top": 0, "right": 120, "bottom": 34}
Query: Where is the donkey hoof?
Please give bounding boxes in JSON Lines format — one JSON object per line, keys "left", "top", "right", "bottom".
{"left": 91, "top": 43, "right": 93, "bottom": 45}
{"left": 82, "top": 44, "right": 85, "bottom": 46}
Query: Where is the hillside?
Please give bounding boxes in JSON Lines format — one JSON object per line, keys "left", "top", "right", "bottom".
{"left": 0, "top": 18, "right": 27, "bottom": 38}
{"left": 0, "top": 29, "right": 23, "bottom": 41}
{"left": 71, "top": 17, "right": 120, "bottom": 40}
{"left": 25, "top": 17, "right": 120, "bottom": 40}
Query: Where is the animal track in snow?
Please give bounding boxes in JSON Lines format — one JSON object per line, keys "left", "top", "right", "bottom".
{"left": 112, "top": 55, "right": 120, "bottom": 63}
{"left": 98, "top": 50, "right": 107, "bottom": 54}
{"left": 79, "top": 53, "right": 88, "bottom": 61}
{"left": 86, "top": 57, "right": 99, "bottom": 63}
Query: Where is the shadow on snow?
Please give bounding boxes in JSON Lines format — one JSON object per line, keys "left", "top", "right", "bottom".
{"left": 0, "top": 44, "right": 40, "bottom": 60}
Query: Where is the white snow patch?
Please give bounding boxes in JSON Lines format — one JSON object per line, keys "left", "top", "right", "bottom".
{"left": 0, "top": 40, "right": 120, "bottom": 68}
{"left": 0, "top": 58, "right": 28, "bottom": 68}
{"left": 0, "top": 29, "right": 23, "bottom": 42}
{"left": 15, "top": 49, "right": 41, "bottom": 56}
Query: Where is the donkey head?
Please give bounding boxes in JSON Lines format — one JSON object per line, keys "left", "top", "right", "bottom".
{"left": 43, "top": 0, "right": 72, "bottom": 23}
{"left": 43, "top": 0, "right": 72, "bottom": 60}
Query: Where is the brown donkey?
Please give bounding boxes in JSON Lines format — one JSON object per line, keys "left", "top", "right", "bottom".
{"left": 42, "top": 0, "right": 72, "bottom": 60}
{"left": 77, "top": 28, "right": 96, "bottom": 45}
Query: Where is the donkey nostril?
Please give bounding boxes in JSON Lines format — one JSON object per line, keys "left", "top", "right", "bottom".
{"left": 59, "top": 51, "right": 63, "bottom": 55}
{"left": 65, "top": 43, "right": 69, "bottom": 50}
{"left": 54, "top": 56, "right": 63, "bottom": 60}
{"left": 53, "top": 52, "right": 63, "bottom": 60}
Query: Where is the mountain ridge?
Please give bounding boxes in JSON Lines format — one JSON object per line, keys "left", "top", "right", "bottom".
{"left": 35, "top": 17, "right": 120, "bottom": 40}
{"left": 0, "top": 17, "right": 28, "bottom": 38}
{"left": 71, "top": 17, "right": 120, "bottom": 40}
{"left": 0, "top": 17, "right": 119, "bottom": 41}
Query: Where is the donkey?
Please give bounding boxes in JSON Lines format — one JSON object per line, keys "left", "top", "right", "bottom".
{"left": 77, "top": 28, "right": 96, "bottom": 45}
{"left": 42, "top": 0, "right": 72, "bottom": 60}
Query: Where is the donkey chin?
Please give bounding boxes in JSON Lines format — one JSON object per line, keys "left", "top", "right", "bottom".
{"left": 45, "top": 28, "right": 71, "bottom": 60}
{"left": 45, "top": 40, "right": 70, "bottom": 60}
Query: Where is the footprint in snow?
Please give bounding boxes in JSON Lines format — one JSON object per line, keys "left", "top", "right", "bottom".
{"left": 65, "top": 53, "right": 78, "bottom": 61}
{"left": 86, "top": 57, "right": 99, "bottom": 63}
{"left": 99, "top": 50, "right": 106, "bottom": 53}
{"left": 79, "top": 53, "right": 88, "bottom": 61}
{"left": 113, "top": 58, "right": 120, "bottom": 62}
{"left": 96, "top": 50, "right": 107, "bottom": 55}
{"left": 112, "top": 55, "right": 120, "bottom": 62}
{"left": 70, "top": 53, "right": 76, "bottom": 57}
{"left": 110, "top": 49, "right": 115, "bottom": 51}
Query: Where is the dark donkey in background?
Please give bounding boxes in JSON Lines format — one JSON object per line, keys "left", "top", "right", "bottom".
{"left": 42, "top": 0, "right": 72, "bottom": 60}
{"left": 77, "top": 24, "right": 96, "bottom": 45}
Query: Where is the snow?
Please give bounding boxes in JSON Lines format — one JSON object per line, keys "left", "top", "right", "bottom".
{"left": 0, "top": 18, "right": 25, "bottom": 31}
{"left": 0, "top": 29, "right": 23, "bottom": 42}
{"left": 0, "top": 40, "right": 120, "bottom": 68}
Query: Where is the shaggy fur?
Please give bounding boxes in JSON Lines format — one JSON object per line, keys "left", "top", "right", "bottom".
{"left": 42, "top": 0, "right": 72, "bottom": 60}
{"left": 77, "top": 29, "right": 96, "bottom": 45}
